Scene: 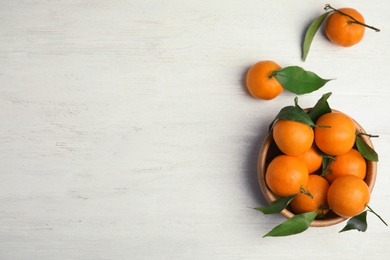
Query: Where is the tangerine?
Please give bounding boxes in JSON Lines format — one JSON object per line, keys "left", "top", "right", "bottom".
{"left": 273, "top": 119, "right": 314, "bottom": 156}
{"left": 290, "top": 174, "right": 329, "bottom": 216}
{"left": 324, "top": 148, "right": 366, "bottom": 183}
{"left": 314, "top": 112, "right": 356, "bottom": 156}
{"left": 327, "top": 175, "right": 370, "bottom": 218}
{"left": 246, "top": 60, "right": 283, "bottom": 100}
{"left": 265, "top": 155, "right": 309, "bottom": 197}
{"left": 295, "top": 144, "right": 323, "bottom": 174}
{"left": 325, "top": 8, "right": 365, "bottom": 47}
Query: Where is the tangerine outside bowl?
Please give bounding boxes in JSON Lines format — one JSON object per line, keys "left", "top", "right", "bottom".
{"left": 257, "top": 109, "right": 377, "bottom": 227}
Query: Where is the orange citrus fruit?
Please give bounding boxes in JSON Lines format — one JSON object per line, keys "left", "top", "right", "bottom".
{"left": 295, "top": 144, "right": 323, "bottom": 174}
{"left": 265, "top": 155, "right": 309, "bottom": 197}
{"left": 324, "top": 148, "right": 367, "bottom": 183}
{"left": 273, "top": 119, "right": 314, "bottom": 156}
{"left": 290, "top": 174, "right": 330, "bottom": 216}
{"left": 314, "top": 112, "right": 356, "bottom": 156}
{"left": 327, "top": 175, "right": 370, "bottom": 218}
{"left": 246, "top": 60, "right": 283, "bottom": 100}
{"left": 325, "top": 8, "right": 365, "bottom": 47}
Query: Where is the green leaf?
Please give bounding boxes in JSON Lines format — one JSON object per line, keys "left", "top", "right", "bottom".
{"left": 273, "top": 66, "right": 332, "bottom": 95}
{"left": 308, "top": 92, "right": 332, "bottom": 122}
{"left": 255, "top": 194, "right": 297, "bottom": 214}
{"left": 263, "top": 211, "right": 317, "bottom": 237}
{"left": 316, "top": 211, "right": 326, "bottom": 220}
{"left": 303, "top": 12, "right": 331, "bottom": 61}
{"left": 269, "top": 105, "right": 315, "bottom": 131}
{"left": 356, "top": 135, "right": 379, "bottom": 162}
{"left": 321, "top": 155, "right": 335, "bottom": 176}
{"left": 339, "top": 211, "right": 368, "bottom": 233}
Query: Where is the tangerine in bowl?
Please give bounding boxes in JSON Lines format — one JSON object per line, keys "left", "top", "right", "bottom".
{"left": 257, "top": 108, "right": 377, "bottom": 227}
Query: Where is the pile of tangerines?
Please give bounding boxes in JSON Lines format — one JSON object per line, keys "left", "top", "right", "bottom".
{"left": 267, "top": 111, "right": 368, "bottom": 219}
{"left": 247, "top": 5, "right": 386, "bottom": 236}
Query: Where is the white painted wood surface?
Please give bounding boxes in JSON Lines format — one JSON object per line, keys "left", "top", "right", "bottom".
{"left": 1, "top": 0, "right": 390, "bottom": 259}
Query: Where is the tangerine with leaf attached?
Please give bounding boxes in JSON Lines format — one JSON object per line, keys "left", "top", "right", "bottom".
{"left": 325, "top": 8, "right": 366, "bottom": 47}
{"left": 246, "top": 60, "right": 284, "bottom": 100}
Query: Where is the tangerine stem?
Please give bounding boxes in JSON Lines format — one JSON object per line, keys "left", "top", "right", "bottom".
{"left": 313, "top": 125, "right": 331, "bottom": 129}
{"left": 321, "top": 156, "right": 335, "bottom": 177}
{"left": 356, "top": 132, "right": 379, "bottom": 138}
{"left": 324, "top": 4, "right": 380, "bottom": 32}
{"left": 269, "top": 70, "right": 278, "bottom": 79}
{"left": 294, "top": 97, "right": 299, "bottom": 107}
{"left": 321, "top": 168, "right": 332, "bottom": 177}
{"left": 367, "top": 205, "right": 388, "bottom": 226}
{"left": 300, "top": 186, "right": 314, "bottom": 199}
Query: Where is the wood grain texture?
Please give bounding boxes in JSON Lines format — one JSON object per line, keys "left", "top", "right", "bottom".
{"left": 1, "top": 1, "right": 390, "bottom": 259}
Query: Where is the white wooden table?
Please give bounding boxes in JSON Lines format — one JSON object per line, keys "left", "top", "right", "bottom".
{"left": 1, "top": 1, "right": 389, "bottom": 259}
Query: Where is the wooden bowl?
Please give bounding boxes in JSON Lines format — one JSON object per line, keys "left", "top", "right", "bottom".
{"left": 257, "top": 109, "right": 377, "bottom": 227}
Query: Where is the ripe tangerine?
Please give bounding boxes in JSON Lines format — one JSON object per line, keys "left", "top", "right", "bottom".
{"left": 327, "top": 175, "right": 370, "bottom": 218}
{"left": 314, "top": 112, "right": 356, "bottom": 156}
{"left": 325, "top": 8, "right": 365, "bottom": 47}
{"left": 265, "top": 155, "right": 309, "bottom": 197}
{"left": 290, "top": 174, "right": 330, "bottom": 217}
{"left": 246, "top": 60, "right": 284, "bottom": 100}
{"left": 295, "top": 144, "right": 323, "bottom": 174}
{"left": 273, "top": 119, "right": 314, "bottom": 156}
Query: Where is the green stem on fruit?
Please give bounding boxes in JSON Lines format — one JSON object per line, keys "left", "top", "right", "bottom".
{"left": 313, "top": 125, "right": 331, "bottom": 129}
{"left": 321, "top": 156, "right": 335, "bottom": 177}
{"left": 321, "top": 168, "right": 332, "bottom": 177}
{"left": 269, "top": 70, "right": 277, "bottom": 79}
{"left": 300, "top": 186, "right": 314, "bottom": 199}
{"left": 356, "top": 131, "right": 379, "bottom": 138}
{"left": 294, "top": 97, "right": 299, "bottom": 108}
{"left": 324, "top": 4, "right": 380, "bottom": 32}
{"left": 366, "top": 205, "right": 388, "bottom": 226}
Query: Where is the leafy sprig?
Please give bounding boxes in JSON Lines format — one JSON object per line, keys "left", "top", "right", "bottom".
{"left": 339, "top": 205, "right": 387, "bottom": 233}
{"left": 356, "top": 133, "right": 379, "bottom": 162}
{"left": 255, "top": 190, "right": 318, "bottom": 237}
{"left": 302, "top": 11, "right": 330, "bottom": 61}
{"left": 302, "top": 4, "right": 380, "bottom": 61}
{"left": 271, "top": 66, "right": 332, "bottom": 95}
{"left": 263, "top": 211, "right": 318, "bottom": 237}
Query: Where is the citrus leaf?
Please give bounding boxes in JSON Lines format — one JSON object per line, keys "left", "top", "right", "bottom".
{"left": 274, "top": 106, "right": 310, "bottom": 123}
{"left": 356, "top": 135, "right": 379, "bottom": 162}
{"left": 316, "top": 211, "right": 326, "bottom": 220}
{"left": 269, "top": 105, "right": 315, "bottom": 131}
{"left": 308, "top": 92, "right": 332, "bottom": 122}
{"left": 303, "top": 12, "right": 331, "bottom": 61}
{"left": 321, "top": 155, "right": 335, "bottom": 176}
{"left": 339, "top": 211, "right": 368, "bottom": 233}
{"left": 263, "top": 211, "right": 317, "bottom": 237}
{"left": 255, "top": 194, "right": 297, "bottom": 214}
{"left": 273, "top": 66, "right": 332, "bottom": 95}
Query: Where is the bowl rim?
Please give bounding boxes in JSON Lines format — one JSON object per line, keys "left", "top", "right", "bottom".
{"left": 257, "top": 108, "right": 377, "bottom": 227}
